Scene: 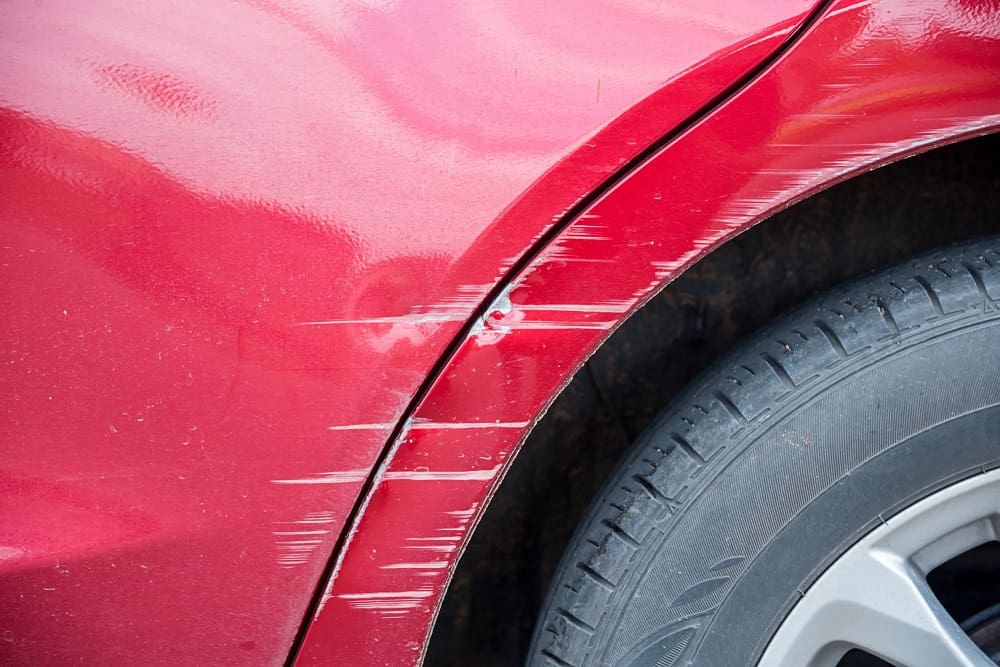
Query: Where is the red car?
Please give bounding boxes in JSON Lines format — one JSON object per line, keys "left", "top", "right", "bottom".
{"left": 3, "top": 0, "right": 999, "bottom": 664}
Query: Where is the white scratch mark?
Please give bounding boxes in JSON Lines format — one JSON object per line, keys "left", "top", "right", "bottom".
{"left": 827, "top": 0, "right": 873, "bottom": 19}
{"left": 384, "top": 466, "right": 500, "bottom": 482}
{"left": 650, "top": 250, "right": 704, "bottom": 279}
{"left": 488, "top": 287, "right": 514, "bottom": 318}
{"left": 421, "top": 283, "right": 494, "bottom": 314}
{"left": 560, "top": 224, "right": 612, "bottom": 242}
{"left": 273, "top": 465, "right": 501, "bottom": 486}
{"left": 516, "top": 301, "right": 634, "bottom": 314}
{"left": 715, "top": 115, "right": 1000, "bottom": 231}
{"left": 275, "top": 535, "right": 326, "bottom": 567}
{"left": 408, "top": 420, "right": 530, "bottom": 430}
{"left": 507, "top": 321, "right": 615, "bottom": 331}
{"left": 444, "top": 507, "right": 478, "bottom": 519}
{"left": 293, "top": 314, "right": 464, "bottom": 326}
{"left": 404, "top": 544, "right": 458, "bottom": 553}
{"left": 406, "top": 536, "right": 461, "bottom": 542}
{"left": 380, "top": 561, "right": 449, "bottom": 570}
{"left": 294, "top": 511, "right": 337, "bottom": 524}
{"left": 553, "top": 257, "right": 619, "bottom": 264}
{"left": 271, "top": 469, "right": 368, "bottom": 485}
{"left": 338, "top": 590, "right": 434, "bottom": 600}
{"left": 337, "top": 589, "right": 434, "bottom": 615}
{"left": 470, "top": 284, "right": 515, "bottom": 341}
{"left": 325, "top": 423, "right": 394, "bottom": 431}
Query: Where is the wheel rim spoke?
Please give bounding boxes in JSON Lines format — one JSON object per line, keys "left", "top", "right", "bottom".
{"left": 819, "top": 547, "right": 988, "bottom": 666}
{"left": 760, "top": 470, "right": 1000, "bottom": 667}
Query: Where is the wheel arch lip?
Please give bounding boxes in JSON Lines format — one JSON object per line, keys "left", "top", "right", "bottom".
{"left": 294, "top": 0, "right": 1000, "bottom": 662}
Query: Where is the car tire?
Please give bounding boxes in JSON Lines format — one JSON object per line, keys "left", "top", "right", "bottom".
{"left": 528, "top": 238, "right": 1000, "bottom": 666}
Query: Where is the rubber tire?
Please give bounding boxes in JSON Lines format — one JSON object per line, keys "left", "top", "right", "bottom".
{"left": 527, "top": 238, "right": 1000, "bottom": 667}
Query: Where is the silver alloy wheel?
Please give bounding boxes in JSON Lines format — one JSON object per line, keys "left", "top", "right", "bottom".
{"left": 759, "top": 469, "right": 1000, "bottom": 667}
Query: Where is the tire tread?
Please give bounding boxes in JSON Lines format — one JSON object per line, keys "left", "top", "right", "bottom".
{"left": 528, "top": 238, "right": 1000, "bottom": 666}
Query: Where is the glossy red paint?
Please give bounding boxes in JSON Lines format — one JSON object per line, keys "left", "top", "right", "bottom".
{"left": 0, "top": 1, "right": 819, "bottom": 664}
{"left": 294, "top": 0, "right": 1000, "bottom": 663}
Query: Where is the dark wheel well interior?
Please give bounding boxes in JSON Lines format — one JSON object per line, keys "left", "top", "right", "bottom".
{"left": 426, "top": 132, "right": 1000, "bottom": 666}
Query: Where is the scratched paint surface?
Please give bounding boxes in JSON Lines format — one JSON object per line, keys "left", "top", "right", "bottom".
{"left": 0, "top": 0, "right": 819, "bottom": 663}
{"left": 295, "top": 0, "right": 1000, "bottom": 663}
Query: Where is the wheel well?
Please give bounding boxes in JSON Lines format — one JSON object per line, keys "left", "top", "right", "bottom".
{"left": 426, "top": 132, "right": 1000, "bottom": 666}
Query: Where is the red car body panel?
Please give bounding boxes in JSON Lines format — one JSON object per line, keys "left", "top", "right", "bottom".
{"left": 1, "top": 0, "right": 997, "bottom": 665}
{"left": 0, "top": 0, "right": 817, "bottom": 663}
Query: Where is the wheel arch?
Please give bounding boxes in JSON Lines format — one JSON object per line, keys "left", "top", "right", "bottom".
{"left": 431, "top": 130, "right": 1000, "bottom": 664}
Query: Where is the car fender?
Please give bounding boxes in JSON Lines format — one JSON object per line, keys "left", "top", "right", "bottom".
{"left": 294, "top": 0, "right": 1000, "bottom": 663}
